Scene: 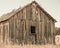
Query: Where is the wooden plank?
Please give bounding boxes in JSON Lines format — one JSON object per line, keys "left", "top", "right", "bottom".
{"left": 0, "top": 24, "right": 3, "bottom": 43}
{"left": 26, "top": 5, "right": 31, "bottom": 20}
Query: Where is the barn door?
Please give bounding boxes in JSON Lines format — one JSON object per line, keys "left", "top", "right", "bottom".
{"left": 30, "top": 26, "right": 36, "bottom": 44}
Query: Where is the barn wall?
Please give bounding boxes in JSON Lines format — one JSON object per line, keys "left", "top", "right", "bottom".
{"left": 0, "top": 2, "right": 55, "bottom": 45}
{"left": 0, "top": 21, "right": 9, "bottom": 44}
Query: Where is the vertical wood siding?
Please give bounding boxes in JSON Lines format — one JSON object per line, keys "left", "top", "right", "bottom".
{"left": 0, "top": 2, "right": 55, "bottom": 45}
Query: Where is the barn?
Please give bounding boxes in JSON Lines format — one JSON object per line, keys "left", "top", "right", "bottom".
{"left": 0, "top": 1, "right": 56, "bottom": 45}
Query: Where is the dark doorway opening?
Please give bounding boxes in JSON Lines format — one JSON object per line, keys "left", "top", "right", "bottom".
{"left": 31, "top": 26, "right": 36, "bottom": 34}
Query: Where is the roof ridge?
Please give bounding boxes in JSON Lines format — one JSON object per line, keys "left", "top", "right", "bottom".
{"left": 0, "top": 1, "right": 57, "bottom": 22}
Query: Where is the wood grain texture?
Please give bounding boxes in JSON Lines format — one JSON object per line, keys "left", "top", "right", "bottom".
{"left": 0, "top": 2, "right": 56, "bottom": 45}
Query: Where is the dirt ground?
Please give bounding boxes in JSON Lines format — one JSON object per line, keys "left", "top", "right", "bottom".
{"left": 0, "top": 44, "right": 60, "bottom": 48}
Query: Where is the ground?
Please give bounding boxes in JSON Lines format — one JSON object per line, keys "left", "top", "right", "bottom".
{"left": 0, "top": 44, "right": 60, "bottom": 48}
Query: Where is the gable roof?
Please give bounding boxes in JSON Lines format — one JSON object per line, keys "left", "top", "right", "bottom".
{"left": 0, "top": 1, "right": 57, "bottom": 22}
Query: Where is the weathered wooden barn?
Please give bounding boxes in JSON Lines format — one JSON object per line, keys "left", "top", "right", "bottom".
{"left": 0, "top": 1, "right": 56, "bottom": 45}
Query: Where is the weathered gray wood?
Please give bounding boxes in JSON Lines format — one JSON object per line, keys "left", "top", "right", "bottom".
{"left": 0, "top": 1, "right": 56, "bottom": 45}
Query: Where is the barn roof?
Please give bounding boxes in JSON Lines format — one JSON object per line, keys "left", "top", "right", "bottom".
{"left": 0, "top": 1, "right": 57, "bottom": 22}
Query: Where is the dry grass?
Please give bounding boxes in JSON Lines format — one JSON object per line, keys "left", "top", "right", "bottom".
{"left": 0, "top": 44, "right": 60, "bottom": 48}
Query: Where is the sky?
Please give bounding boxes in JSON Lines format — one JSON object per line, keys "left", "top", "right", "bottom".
{"left": 0, "top": 0, "right": 60, "bottom": 27}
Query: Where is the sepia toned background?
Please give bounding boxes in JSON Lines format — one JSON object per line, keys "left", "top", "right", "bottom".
{"left": 0, "top": 0, "right": 60, "bottom": 48}
{"left": 0, "top": 0, "right": 60, "bottom": 27}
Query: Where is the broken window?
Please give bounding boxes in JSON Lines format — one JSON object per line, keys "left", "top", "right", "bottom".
{"left": 31, "top": 26, "right": 36, "bottom": 34}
